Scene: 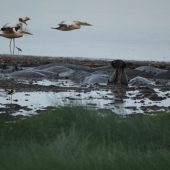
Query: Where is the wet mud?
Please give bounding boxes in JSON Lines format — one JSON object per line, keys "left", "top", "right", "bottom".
{"left": 0, "top": 54, "right": 170, "bottom": 117}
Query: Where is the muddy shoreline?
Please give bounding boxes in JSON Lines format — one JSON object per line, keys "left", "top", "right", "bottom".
{"left": 0, "top": 54, "right": 170, "bottom": 116}
{"left": 0, "top": 54, "right": 170, "bottom": 68}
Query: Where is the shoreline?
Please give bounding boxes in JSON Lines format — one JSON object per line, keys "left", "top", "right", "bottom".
{"left": 0, "top": 54, "right": 170, "bottom": 69}
{"left": 0, "top": 53, "right": 169, "bottom": 115}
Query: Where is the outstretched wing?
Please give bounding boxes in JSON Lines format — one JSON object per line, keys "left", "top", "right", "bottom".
{"left": 58, "top": 21, "right": 73, "bottom": 27}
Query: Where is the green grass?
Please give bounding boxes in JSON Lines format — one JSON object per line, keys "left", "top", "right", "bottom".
{"left": 0, "top": 107, "right": 170, "bottom": 170}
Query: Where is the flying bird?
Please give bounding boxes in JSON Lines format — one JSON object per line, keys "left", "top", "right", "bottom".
{"left": 0, "top": 22, "right": 32, "bottom": 54}
{"left": 51, "top": 20, "right": 92, "bottom": 31}
{"left": 19, "top": 16, "right": 30, "bottom": 25}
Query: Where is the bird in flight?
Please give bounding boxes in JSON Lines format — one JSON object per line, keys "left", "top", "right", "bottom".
{"left": 19, "top": 16, "right": 30, "bottom": 25}
{"left": 51, "top": 20, "right": 92, "bottom": 31}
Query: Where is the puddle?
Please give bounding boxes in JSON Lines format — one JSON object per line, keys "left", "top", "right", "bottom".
{"left": 17, "top": 79, "right": 80, "bottom": 88}
{"left": 0, "top": 87, "right": 170, "bottom": 116}
{"left": 33, "top": 79, "right": 80, "bottom": 87}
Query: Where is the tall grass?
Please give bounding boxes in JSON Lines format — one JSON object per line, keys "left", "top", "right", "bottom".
{"left": 0, "top": 107, "right": 170, "bottom": 170}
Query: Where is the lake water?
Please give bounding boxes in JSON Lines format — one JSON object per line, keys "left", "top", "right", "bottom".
{"left": 1, "top": 87, "right": 170, "bottom": 116}
{"left": 1, "top": 23, "right": 170, "bottom": 62}
{"left": 1, "top": 0, "right": 170, "bottom": 62}
{"left": 1, "top": 34, "right": 170, "bottom": 62}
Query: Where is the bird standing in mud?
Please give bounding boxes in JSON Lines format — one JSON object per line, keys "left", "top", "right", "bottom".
{"left": 0, "top": 22, "right": 32, "bottom": 55}
{"left": 51, "top": 20, "right": 92, "bottom": 31}
{"left": 16, "top": 46, "right": 22, "bottom": 55}
{"left": 6, "top": 88, "right": 15, "bottom": 104}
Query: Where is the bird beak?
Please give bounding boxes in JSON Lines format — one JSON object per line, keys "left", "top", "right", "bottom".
{"left": 22, "top": 31, "right": 33, "bottom": 35}
{"left": 51, "top": 27, "right": 59, "bottom": 30}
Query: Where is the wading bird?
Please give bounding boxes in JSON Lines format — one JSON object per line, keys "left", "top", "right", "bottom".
{"left": 16, "top": 46, "right": 22, "bottom": 55}
{"left": 51, "top": 20, "right": 92, "bottom": 31}
{"left": 5, "top": 88, "right": 15, "bottom": 104}
{"left": 19, "top": 16, "right": 30, "bottom": 25}
{"left": 0, "top": 23, "right": 32, "bottom": 54}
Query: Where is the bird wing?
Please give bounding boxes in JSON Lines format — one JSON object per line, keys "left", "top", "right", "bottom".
{"left": 59, "top": 20, "right": 65, "bottom": 24}
{"left": 1, "top": 23, "right": 15, "bottom": 34}
{"left": 58, "top": 21, "right": 67, "bottom": 27}
{"left": 23, "top": 16, "right": 30, "bottom": 21}
{"left": 14, "top": 22, "right": 23, "bottom": 31}
{"left": 58, "top": 21, "right": 72, "bottom": 27}
{"left": 2, "top": 23, "right": 12, "bottom": 28}
{"left": 19, "top": 17, "right": 30, "bottom": 25}
{"left": 3, "top": 27, "right": 14, "bottom": 34}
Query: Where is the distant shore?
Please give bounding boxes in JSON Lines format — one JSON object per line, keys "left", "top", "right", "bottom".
{"left": 0, "top": 54, "right": 170, "bottom": 69}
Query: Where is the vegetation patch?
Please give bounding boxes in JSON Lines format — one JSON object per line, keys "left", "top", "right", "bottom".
{"left": 0, "top": 107, "right": 170, "bottom": 170}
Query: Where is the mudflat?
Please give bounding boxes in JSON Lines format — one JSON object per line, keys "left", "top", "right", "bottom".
{"left": 0, "top": 54, "right": 170, "bottom": 116}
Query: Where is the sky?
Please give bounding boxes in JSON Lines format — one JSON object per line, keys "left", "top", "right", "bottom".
{"left": 0, "top": 0, "right": 170, "bottom": 61}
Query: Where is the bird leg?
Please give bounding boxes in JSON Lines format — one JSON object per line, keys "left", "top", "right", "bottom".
{"left": 9, "top": 39, "right": 12, "bottom": 54}
{"left": 13, "top": 39, "right": 15, "bottom": 55}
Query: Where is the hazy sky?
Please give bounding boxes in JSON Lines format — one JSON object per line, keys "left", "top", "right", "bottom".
{"left": 0, "top": 0, "right": 170, "bottom": 61}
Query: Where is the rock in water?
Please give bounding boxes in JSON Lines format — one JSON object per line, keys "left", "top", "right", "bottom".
{"left": 129, "top": 76, "right": 154, "bottom": 86}
{"left": 135, "top": 66, "right": 167, "bottom": 75}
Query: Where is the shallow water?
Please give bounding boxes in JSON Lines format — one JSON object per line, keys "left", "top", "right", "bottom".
{"left": 20, "top": 79, "right": 80, "bottom": 87}
{"left": 0, "top": 87, "right": 169, "bottom": 116}
{"left": 1, "top": 0, "right": 170, "bottom": 62}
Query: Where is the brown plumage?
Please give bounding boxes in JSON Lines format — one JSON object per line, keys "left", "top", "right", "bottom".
{"left": 0, "top": 23, "right": 32, "bottom": 54}
{"left": 51, "top": 20, "right": 92, "bottom": 31}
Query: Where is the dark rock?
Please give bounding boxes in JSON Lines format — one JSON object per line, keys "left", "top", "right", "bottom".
{"left": 135, "top": 66, "right": 167, "bottom": 76}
